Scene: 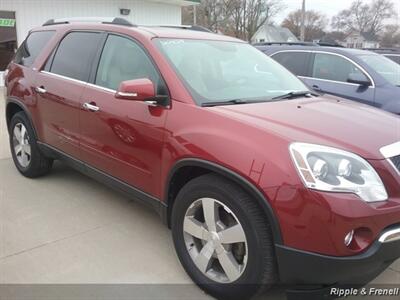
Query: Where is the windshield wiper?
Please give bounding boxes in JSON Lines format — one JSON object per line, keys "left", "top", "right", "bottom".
{"left": 272, "top": 91, "right": 317, "bottom": 100}
{"left": 202, "top": 99, "right": 249, "bottom": 107}
{"left": 202, "top": 91, "right": 319, "bottom": 107}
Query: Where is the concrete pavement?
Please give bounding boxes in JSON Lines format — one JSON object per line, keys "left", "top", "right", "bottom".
{"left": 0, "top": 88, "right": 399, "bottom": 299}
{"left": 0, "top": 89, "right": 215, "bottom": 299}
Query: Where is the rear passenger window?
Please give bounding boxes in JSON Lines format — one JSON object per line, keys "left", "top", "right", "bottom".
{"left": 272, "top": 52, "right": 310, "bottom": 76}
{"left": 14, "top": 31, "right": 55, "bottom": 67}
{"left": 312, "top": 53, "right": 364, "bottom": 83}
{"left": 95, "top": 35, "right": 161, "bottom": 91}
{"left": 50, "top": 32, "right": 102, "bottom": 82}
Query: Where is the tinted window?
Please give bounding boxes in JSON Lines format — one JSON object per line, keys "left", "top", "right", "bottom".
{"left": 96, "top": 35, "right": 161, "bottom": 91}
{"left": 14, "top": 31, "right": 55, "bottom": 67}
{"left": 272, "top": 52, "right": 310, "bottom": 76}
{"left": 50, "top": 32, "right": 101, "bottom": 82}
{"left": 312, "top": 53, "right": 365, "bottom": 83}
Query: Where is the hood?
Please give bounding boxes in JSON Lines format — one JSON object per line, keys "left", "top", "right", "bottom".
{"left": 211, "top": 96, "right": 400, "bottom": 160}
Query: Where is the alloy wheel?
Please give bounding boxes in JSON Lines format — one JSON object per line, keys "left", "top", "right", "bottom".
{"left": 12, "top": 123, "right": 31, "bottom": 168}
{"left": 183, "top": 197, "right": 248, "bottom": 283}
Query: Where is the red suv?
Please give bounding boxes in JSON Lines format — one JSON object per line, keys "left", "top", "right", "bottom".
{"left": 4, "top": 18, "right": 400, "bottom": 299}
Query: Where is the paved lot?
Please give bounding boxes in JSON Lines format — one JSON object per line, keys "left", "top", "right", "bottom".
{"left": 0, "top": 88, "right": 399, "bottom": 299}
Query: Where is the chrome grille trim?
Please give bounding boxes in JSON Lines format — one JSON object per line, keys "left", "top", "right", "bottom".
{"left": 389, "top": 155, "right": 400, "bottom": 175}
{"left": 380, "top": 141, "right": 400, "bottom": 159}
{"left": 379, "top": 228, "right": 400, "bottom": 243}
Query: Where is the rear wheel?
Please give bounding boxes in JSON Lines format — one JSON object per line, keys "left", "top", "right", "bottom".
{"left": 9, "top": 112, "right": 53, "bottom": 177}
{"left": 172, "top": 174, "right": 278, "bottom": 300}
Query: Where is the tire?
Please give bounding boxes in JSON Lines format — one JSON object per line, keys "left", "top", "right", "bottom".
{"left": 171, "top": 173, "right": 277, "bottom": 300}
{"left": 9, "top": 111, "right": 53, "bottom": 178}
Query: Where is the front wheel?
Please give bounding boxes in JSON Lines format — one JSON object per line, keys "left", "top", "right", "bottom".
{"left": 171, "top": 174, "right": 278, "bottom": 300}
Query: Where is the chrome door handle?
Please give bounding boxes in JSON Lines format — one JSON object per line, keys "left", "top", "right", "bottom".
{"left": 35, "top": 86, "right": 47, "bottom": 94}
{"left": 83, "top": 102, "right": 100, "bottom": 112}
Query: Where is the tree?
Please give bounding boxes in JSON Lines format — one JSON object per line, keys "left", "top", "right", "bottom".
{"left": 282, "top": 10, "right": 327, "bottom": 41}
{"left": 321, "top": 31, "right": 347, "bottom": 44}
{"left": 380, "top": 25, "right": 400, "bottom": 47}
{"left": 182, "top": 0, "right": 235, "bottom": 32}
{"left": 331, "top": 0, "right": 396, "bottom": 36}
{"left": 182, "top": 0, "right": 284, "bottom": 41}
{"left": 241, "top": 0, "right": 284, "bottom": 41}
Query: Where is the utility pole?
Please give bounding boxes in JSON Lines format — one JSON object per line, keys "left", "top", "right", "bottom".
{"left": 300, "top": 0, "right": 306, "bottom": 41}
{"left": 193, "top": 5, "right": 197, "bottom": 25}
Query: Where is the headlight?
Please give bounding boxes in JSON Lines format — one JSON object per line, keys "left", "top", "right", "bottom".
{"left": 289, "top": 143, "right": 388, "bottom": 202}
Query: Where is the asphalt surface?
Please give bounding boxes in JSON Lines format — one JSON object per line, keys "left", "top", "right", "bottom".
{"left": 0, "top": 88, "right": 399, "bottom": 300}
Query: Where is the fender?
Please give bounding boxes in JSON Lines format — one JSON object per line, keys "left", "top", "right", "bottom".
{"left": 165, "top": 158, "right": 283, "bottom": 245}
{"left": 5, "top": 97, "right": 39, "bottom": 139}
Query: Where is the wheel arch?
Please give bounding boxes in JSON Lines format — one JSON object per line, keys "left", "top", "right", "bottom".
{"left": 6, "top": 98, "right": 38, "bottom": 139}
{"left": 165, "top": 158, "right": 283, "bottom": 245}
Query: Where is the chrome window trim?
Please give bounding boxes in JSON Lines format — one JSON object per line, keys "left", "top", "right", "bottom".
{"left": 87, "top": 83, "right": 116, "bottom": 94}
{"left": 379, "top": 228, "right": 400, "bottom": 243}
{"left": 298, "top": 76, "right": 369, "bottom": 87}
{"left": 41, "top": 70, "right": 87, "bottom": 85}
{"left": 41, "top": 71, "right": 117, "bottom": 93}
{"left": 383, "top": 54, "right": 400, "bottom": 57}
{"left": 380, "top": 141, "right": 400, "bottom": 158}
{"left": 270, "top": 50, "right": 376, "bottom": 88}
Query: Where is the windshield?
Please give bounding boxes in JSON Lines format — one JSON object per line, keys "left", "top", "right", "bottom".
{"left": 358, "top": 54, "right": 400, "bottom": 86}
{"left": 155, "top": 39, "right": 309, "bottom": 105}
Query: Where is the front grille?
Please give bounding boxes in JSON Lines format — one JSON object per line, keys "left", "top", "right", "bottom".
{"left": 390, "top": 155, "right": 400, "bottom": 173}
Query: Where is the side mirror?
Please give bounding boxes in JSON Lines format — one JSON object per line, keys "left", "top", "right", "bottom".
{"left": 115, "top": 78, "right": 155, "bottom": 101}
{"left": 347, "top": 73, "right": 371, "bottom": 86}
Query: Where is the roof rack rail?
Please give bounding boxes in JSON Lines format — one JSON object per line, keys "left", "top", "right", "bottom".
{"left": 364, "top": 48, "right": 399, "bottom": 52}
{"left": 253, "top": 41, "right": 318, "bottom": 46}
{"left": 145, "top": 25, "right": 212, "bottom": 33}
{"left": 42, "top": 17, "right": 136, "bottom": 27}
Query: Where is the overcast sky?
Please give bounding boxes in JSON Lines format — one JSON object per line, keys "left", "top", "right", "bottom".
{"left": 275, "top": 0, "right": 400, "bottom": 25}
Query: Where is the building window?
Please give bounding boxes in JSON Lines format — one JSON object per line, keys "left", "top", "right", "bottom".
{"left": 0, "top": 11, "right": 17, "bottom": 71}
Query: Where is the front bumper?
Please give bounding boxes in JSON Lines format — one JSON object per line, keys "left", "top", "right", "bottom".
{"left": 276, "top": 225, "right": 400, "bottom": 286}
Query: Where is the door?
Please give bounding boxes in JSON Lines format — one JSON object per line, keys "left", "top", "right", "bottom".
{"left": 79, "top": 34, "right": 168, "bottom": 197}
{"left": 35, "top": 31, "right": 103, "bottom": 159}
{"left": 302, "top": 52, "right": 375, "bottom": 106}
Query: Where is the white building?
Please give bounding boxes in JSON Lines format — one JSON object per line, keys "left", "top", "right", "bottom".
{"left": 344, "top": 32, "right": 380, "bottom": 49}
{"left": 251, "top": 24, "right": 299, "bottom": 44}
{"left": 0, "top": 0, "right": 199, "bottom": 85}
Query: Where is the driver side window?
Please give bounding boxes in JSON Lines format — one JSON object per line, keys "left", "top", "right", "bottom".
{"left": 95, "top": 35, "right": 162, "bottom": 92}
{"left": 312, "top": 53, "right": 364, "bottom": 83}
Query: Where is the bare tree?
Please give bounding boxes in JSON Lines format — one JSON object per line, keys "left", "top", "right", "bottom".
{"left": 182, "top": 1, "right": 235, "bottom": 32}
{"left": 331, "top": 0, "right": 396, "bottom": 36}
{"left": 380, "top": 24, "right": 400, "bottom": 47}
{"left": 183, "top": 0, "right": 284, "bottom": 41}
{"left": 244, "top": 0, "right": 283, "bottom": 41}
{"left": 282, "top": 9, "right": 327, "bottom": 41}
{"left": 226, "top": 0, "right": 284, "bottom": 40}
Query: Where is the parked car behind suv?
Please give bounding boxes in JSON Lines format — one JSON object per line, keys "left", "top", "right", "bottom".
{"left": 256, "top": 44, "right": 400, "bottom": 115}
{"left": 367, "top": 48, "right": 400, "bottom": 65}
{"left": 4, "top": 18, "right": 400, "bottom": 300}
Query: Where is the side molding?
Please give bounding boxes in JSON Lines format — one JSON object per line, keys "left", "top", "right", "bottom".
{"left": 37, "top": 142, "right": 166, "bottom": 219}
{"left": 165, "top": 158, "right": 283, "bottom": 244}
